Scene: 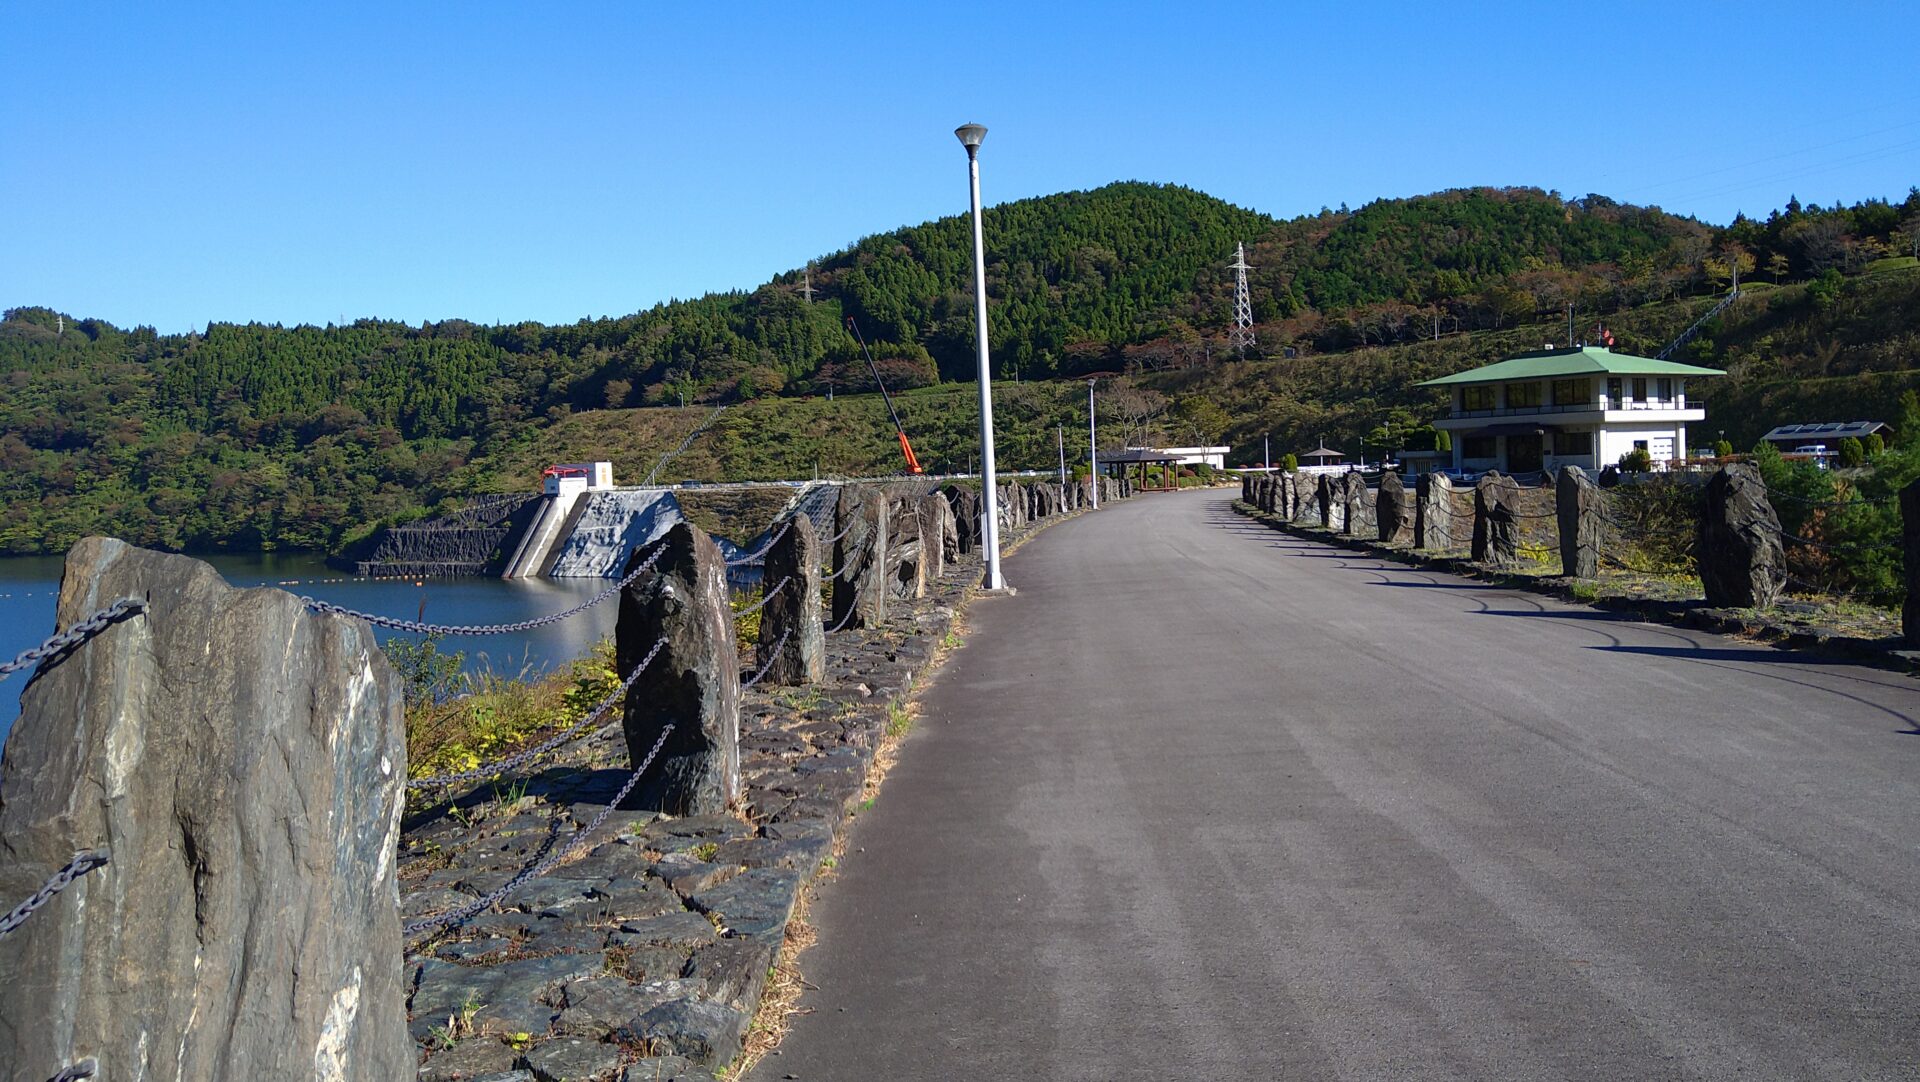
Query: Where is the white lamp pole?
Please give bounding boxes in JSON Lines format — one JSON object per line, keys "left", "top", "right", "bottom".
{"left": 957, "top": 122, "right": 1006, "bottom": 591}
{"left": 1087, "top": 378, "right": 1100, "bottom": 509}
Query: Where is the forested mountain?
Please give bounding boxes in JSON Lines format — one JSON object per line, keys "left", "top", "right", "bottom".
{"left": 4, "top": 181, "right": 1917, "bottom": 555}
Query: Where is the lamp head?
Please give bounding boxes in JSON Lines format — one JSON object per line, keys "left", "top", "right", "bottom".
{"left": 955, "top": 123, "right": 987, "bottom": 153}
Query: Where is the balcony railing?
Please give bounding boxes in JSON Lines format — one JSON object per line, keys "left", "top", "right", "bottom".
{"left": 1450, "top": 397, "right": 1689, "bottom": 418}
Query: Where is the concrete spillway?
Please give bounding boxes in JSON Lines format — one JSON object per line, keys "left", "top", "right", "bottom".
{"left": 545, "top": 491, "right": 687, "bottom": 578}
{"left": 500, "top": 490, "right": 587, "bottom": 579}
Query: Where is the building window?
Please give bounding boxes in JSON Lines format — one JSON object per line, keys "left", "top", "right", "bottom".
{"left": 1463, "top": 436, "right": 1497, "bottom": 459}
{"left": 1462, "top": 386, "right": 1496, "bottom": 411}
{"left": 1506, "top": 382, "right": 1542, "bottom": 408}
{"left": 1554, "top": 431, "right": 1593, "bottom": 455}
{"left": 1552, "top": 378, "right": 1591, "bottom": 406}
{"left": 1632, "top": 377, "right": 1648, "bottom": 401}
{"left": 1656, "top": 377, "right": 1672, "bottom": 402}
{"left": 1607, "top": 377, "right": 1623, "bottom": 406}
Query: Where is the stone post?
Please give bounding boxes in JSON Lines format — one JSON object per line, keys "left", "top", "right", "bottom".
{"left": 1416, "top": 472, "right": 1457, "bottom": 551}
{"left": 1903, "top": 479, "right": 1920, "bottom": 644}
{"left": 885, "top": 499, "right": 927, "bottom": 601}
{"left": 943, "top": 484, "right": 979, "bottom": 556}
{"left": 935, "top": 492, "right": 961, "bottom": 564}
{"left": 920, "top": 494, "right": 950, "bottom": 580}
{"left": 1698, "top": 464, "right": 1787, "bottom": 608}
{"left": 1556, "top": 465, "right": 1602, "bottom": 578}
{"left": 1378, "top": 471, "right": 1413, "bottom": 543}
{"left": 756, "top": 515, "right": 823, "bottom": 686}
{"left": 0, "top": 538, "right": 413, "bottom": 1082}
{"left": 1472, "top": 472, "right": 1521, "bottom": 568}
{"left": 618, "top": 521, "right": 740, "bottom": 815}
{"left": 1317, "top": 473, "right": 1339, "bottom": 531}
{"left": 1341, "top": 472, "right": 1367, "bottom": 536}
{"left": 831, "top": 485, "right": 888, "bottom": 630}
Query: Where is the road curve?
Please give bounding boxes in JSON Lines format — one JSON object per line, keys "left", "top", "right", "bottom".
{"left": 750, "top": 488, "right": 1920, "bottom": 1082}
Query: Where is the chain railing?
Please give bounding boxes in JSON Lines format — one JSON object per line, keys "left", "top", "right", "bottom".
{"left": 732, "top": 577, "right": 790, "bottom": 619}
{"left": 407, "top": 638, "right": 667, "bottom": 790}
{"left": 2, "top": 849, "right": 110, "bottom": 937}
{"left": 404, "top": 723, "right": 674, "bottom": 940}
{"left": 724, "top": 520, "right": 791, "bottom": 568}
{"left": 48, "top": 1059, "right": 97, "bottom": 1082}
{"left": 742, "top": 629, "right": 791, "bottom": 689}
{"left": 1, "top": 600, "right": 146, "bottom": 683}
{"left": 301, "top": 543, "right": 666, "bottom": 636}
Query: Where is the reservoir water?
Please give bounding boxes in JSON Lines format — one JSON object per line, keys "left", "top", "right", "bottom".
{"left": 0, "top": 552, "right": 621, "bottom": 742}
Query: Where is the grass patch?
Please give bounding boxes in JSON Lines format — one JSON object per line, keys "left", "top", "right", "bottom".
{"left": 404, "top": 637, "right": 623, "bottom": 786}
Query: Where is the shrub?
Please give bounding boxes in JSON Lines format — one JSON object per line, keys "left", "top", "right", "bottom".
{"left": 1865, "top": 432, "right": 1886, "bottom": 458}
{"left": 1618, "top": 447, "right": 1653, "bottom": 473}
{"left": 1713, "top": 439, "right": 1734, "bottom": 459}
{"left": 1282, "top": 453, "right": 1299, "bottom": 473}
{"left": 1838, "top": 436, "right": 1865, "bottom": 468}
{"left": 1434, "top": 430, "right": 1452, "bottom": 453}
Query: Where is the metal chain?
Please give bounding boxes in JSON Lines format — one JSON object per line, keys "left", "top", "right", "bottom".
{"left": 0, "top": 600, "right": 146, "bottom": 683}
{"left": 819, "top": 520, "right": 856, "bottom": 548}
{"left": 407, "top": 638, "right": 666, "bottom": 790}
{"left": 724, "top": 520, "right": 791, "bottom": 567}
{"left": 1, "top": 850, "right": 110, "bottom": 937}
{"left": 732, "top": 577, "right": 790, "bottom": 619}
{"left": 48, "top": 1058, "right": 98, "bottom": 1082}
{"left": 826, "top": 600, "right": 860, "bottom": 634}
{"left": 742, "top": 628, "right": 792, "bottom": 689}
{"left": 404, "top": 724, "right": 674, "bottom": 940}
{"left": 303, "top": 543, "right": 666, "bottom": 636}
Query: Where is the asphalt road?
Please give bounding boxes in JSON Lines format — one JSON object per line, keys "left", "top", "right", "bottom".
{"left": 750, "top": 489, "right": 1920, "bottom": 1082}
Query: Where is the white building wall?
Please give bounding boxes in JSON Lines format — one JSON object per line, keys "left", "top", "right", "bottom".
{"left": 1598, "top": 423, "right": 1690, "bottom": 468}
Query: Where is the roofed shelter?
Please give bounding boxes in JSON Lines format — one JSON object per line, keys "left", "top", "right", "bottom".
{"left": 1418, "top": 346, "right": 1724, "bottom": 474}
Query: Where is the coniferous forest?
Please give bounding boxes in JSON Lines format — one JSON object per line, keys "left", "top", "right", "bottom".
{"left": 4, "top": 181, "right": 1918, "bottom": 555}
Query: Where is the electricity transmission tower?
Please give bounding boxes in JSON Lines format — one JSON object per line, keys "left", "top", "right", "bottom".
{"left": 1229, "top": 242, "right": 1255, "bottom": 358}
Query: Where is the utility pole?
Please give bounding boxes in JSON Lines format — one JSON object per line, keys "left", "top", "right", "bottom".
{"left": 1087, "top": 378, "right": 1099, "bottom": 509}
{"left": 1264, "top": 432, "right": 1270, "bottom": 471}
{"left": 1057, "top": 425, "right": 1067, "bottom": 488}
{"left": 1230, "top": 242, "right": 1255, "bottom": 358}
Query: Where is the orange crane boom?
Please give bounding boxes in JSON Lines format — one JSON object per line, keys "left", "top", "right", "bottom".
{"left": 847, "top": 317, "right": 925, "bottom": 474}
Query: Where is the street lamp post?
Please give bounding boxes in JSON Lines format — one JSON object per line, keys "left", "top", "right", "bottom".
{"left": 957, "top": 122, "right": 1006, "bottom": 591}
{"left": 1087, "top": 378, "right": 1099, "bottom": 509}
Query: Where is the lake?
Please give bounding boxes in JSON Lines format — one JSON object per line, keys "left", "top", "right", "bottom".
{"left": 0, "top": 552, "right": 622, "bottom": 742}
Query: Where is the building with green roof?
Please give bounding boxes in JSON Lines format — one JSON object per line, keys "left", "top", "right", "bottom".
{"left": 1416, "top": 346, "right": 1724, "bottom": 475}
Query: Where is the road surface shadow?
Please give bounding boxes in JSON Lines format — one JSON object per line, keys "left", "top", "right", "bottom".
{"left": 1591, "top": 644, "right": 1920, "bottom": 733}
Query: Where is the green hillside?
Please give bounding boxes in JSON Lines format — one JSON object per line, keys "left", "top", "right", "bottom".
{"left": 3, "top": 181, "right": 1916, "bottom": 555}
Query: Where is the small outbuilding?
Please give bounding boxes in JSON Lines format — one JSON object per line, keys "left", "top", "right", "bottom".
{"left": 1759, "top": 421, "right": 1888, "bottom": 450}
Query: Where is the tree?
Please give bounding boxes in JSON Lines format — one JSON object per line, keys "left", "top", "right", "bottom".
{"left": 1281, "top": 453, "right": 1299, "bottom": 473}
{"left": 1434, "top": 429, "right": 1452, "bottom": 454}
{"left": 1838, "top": 436, "right": 1865, "bottom": 467}
{"left": 1713, "top": 439, "right": 1734, "bottom": 459}
{"left": 1169, "top": 396, "right": 1231, "bottom": 445}
{"left": 1766, "top": 251, "right": 1790, "bottom": 283}
{"left": 1896, "top": 391, "right": 1920, "bottom": 452}
{"left": 1865, "top": 432, "right": 1886, "bottom": 457}
{"left": 603, "top": 379, "right": 632, "bottom": 409}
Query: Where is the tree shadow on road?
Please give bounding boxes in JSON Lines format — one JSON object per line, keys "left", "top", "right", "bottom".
{"left": 1588, "top": 644, "right": 1920, "bottom": 735}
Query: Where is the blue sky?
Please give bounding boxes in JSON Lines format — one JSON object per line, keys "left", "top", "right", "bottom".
{"left": 4, "top": 1, "right": 1916, "bottom": 333}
